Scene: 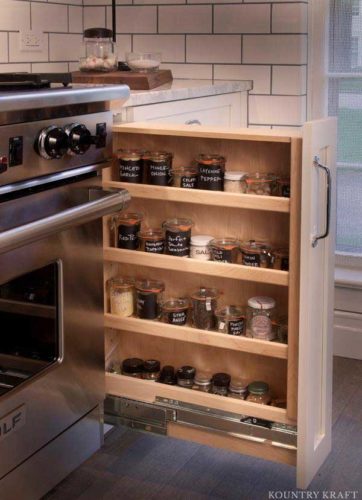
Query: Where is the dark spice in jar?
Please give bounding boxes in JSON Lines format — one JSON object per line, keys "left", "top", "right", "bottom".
{"left": 272, "top": 247, "right": 289, "bottom": 271}
{"left": 138, "top": 228, "right": 165, "bottom": 254}
{"left": 176, "top": 365, "right": 196, "bottom": 388}
{"left": 276, "top": 177, "right": 290, "bottom": 197}
{"left": 147, "top": 151, "right": 173, "bottom": 186}
{"left": 112, "top": 212, "right": 143, "bottom": 250}
{"left": 159, "top": 365, "right": 176, "bottom": 385}
{"left": 210, "top": 238, "right": 240, "bottom": 263}
{"left": 190, "top": 287, "right": 220, "bottom": 330}
{"left": 118, "top": 149, "right": 143, "bottom": 183}
{"left": 135, "top": 279, "right": 165, "bottom": 320}
{"left": 171, "top": 166, "right": 198, "bottom": 189}
{"left": 163, "top": 218, "right": 194, "bottom": 257}
{"left": 239, "top": 240, "right": 273, "bottom": 268}
{"left": 161, "top": 298, "right": 189, "bottom": 325}
{"left": 142, "top": 359, "right": 161, "bottom": 381}
{"left": 211, "top": 372, "right": 231, "bottom": 396}
{"left": 121, "top": 358, "right": 144, "bottom": 378}
{"left": 197, "top": 154, "right": 225, "bottom": 191}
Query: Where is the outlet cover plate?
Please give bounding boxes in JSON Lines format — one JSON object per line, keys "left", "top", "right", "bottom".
{"left": 20, "top": 30, "right": 45, "bottom": 52}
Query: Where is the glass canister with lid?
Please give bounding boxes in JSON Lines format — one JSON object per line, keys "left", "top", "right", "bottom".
{"left": 176, "top": 365, "right": 196, "bottom": 388}
{"left": 163, "top": 218, "right": 194, "bottom": 257}
{"left": 241, "top": 173, "right": 277, "bottom": 196}
{"left": 171, "top": 166, "right": 198, "bottom": 189}
{"left": 161, "top": 298, "right": 189, "bottom": 326}
{"left": 112, "top": 212, "right": 143, "bottom": 250}
{"left": 121, "top": 358, "right": 144, "bottom": 378}
{"left": 215, "top": 305, "right": 246, "bottom": 336}
{"left": 192, "top": 371, "right": 212, "bottom": 392}
{"left": 224, "top": 171, "right": 248, "bottom": 193}
{"left": 211, "top": 372, "right": 231, "bottom": 396}
{"left": 108, "top": 277, "right": 135, "bottom": 317}
{"left": 147, "top": 151, "right": 173, "bottom": 186}
{"left": 197, "top": 154, "right": 226, "bottom": 191}
{"left": 190, "top": 287, "right": 220, "bottom": 330}
{"left": 228, "top": 377, "right": 248, "bottom": 399}
{"left": 246, "top": 381, "right": 271, "bottom": 405}
{"left": 239, "top": 240, "right": 273, "bottom": 268}
{"left": 80, "top": 28, "right": 117, "bottom": 72}
{"left": 138, "top": 228, "right": 165, "bottom": 254}
{"left": 118, "top": 149, "right": 143, "bottom": 183}
{"left": 246, "top": 296, "right": 276, "bottom": 341}
{"left": 135, "top": 279, "right": 165, "bottom": 320}
{"left": 209, "top": 238, "right": 240, "bottom": 263}
{"left": 142, "top": 359, "right": 161, "bottom": 381}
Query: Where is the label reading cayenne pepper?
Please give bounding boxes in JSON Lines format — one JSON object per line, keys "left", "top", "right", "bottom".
{"left": 198, "top": 165, "right": 224, "bottom": 191}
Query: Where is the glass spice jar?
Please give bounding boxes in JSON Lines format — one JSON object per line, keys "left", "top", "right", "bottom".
{"left": 197, "top": 154, "right": 226, "bottom": 191}
{"left": 147, "top": 151, "right": 173, "bottom": 186}
{"left": 176, "top": 365, "right": 196, "bottom": 388}
{"left": 108, "top": 277, "right": 135, "bottom": 317}
{"left": 118, "top": 149, "right": 143, "bottom": 183}
{"left": 80, "top": 27, "right": 117, "bottom": 72}
{"left": 246, "top": 296, "right": 276, "bottom": 341}
{"left": 190, "top": 287, "right": 220, "bottom": 330}
{"left": 209, "top": 238, "right": 240, "bottom": 263}
{"left": 190, "top": 235, "right": 214, "bottom": 261}
{"left": 275, "top": 315, "right": 288, "bottom": 344}
{"left": 162, "top": 218, "right": 194, "bottom": 257}
{"left": 246, "top": 381, "right": 271, "bottom": 405}
{"left": 121, "top": 358, "right": 144, "bottom": 378}
{"left": 228, "top": 378, "right": 248, "bottom": 399}
{"left": 239, "top": 240, "right": 273, "bottom": 268}
{"left": 171, "top": 166, "right": 198, "bottom": 189}
{"left": 215, "top": 305, "right": 246, "bottom": 336}
{"left": 276, "top": 177, "right": 290, "bottom": 197}
{"left": 161, "top": 298, "right": 189, "bottom": 326}
{"left": 211, "top": 372, "right": 231, "bottom": 396}
{"left": 159, "top": 365, "right": 176, "bottom": 385}
{"left": 112, "top": 212, "right": 144, "bottom": 250}
{"left": 135, "top": 279, "right": 165, "bottom": 320}
{"left": 192, "top": 371, "right": 212, "bottom": 392}
{"left": 224, "top": 171, "right": 248, "bottom": 193}
{"left": 138, "top": 228, "right": 165, "bottom": 254}
{"left": 142, "top": 359, "right": 161, "bottom": 381}
{"left": 271, "top": 247, "right": 289, "bottom": 271}
{"left": 241, "top": 173, "right": 277, "bottom": 196}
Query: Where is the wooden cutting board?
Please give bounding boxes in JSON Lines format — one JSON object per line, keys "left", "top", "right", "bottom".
{"left": 72, "top": 70, "right": 173, "bottom": 90}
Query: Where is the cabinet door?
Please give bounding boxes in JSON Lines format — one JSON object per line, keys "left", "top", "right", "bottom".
{"left": 297, "top": 117, "right": 337, "bottom": 488}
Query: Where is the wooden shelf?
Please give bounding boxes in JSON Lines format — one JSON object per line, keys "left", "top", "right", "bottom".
{"left": 104, "top": 314, "right": 288, "bottom": 360}
{"left": 106, "top": 372, "right": 292, "bottom": 425}
{"left": 102, "top": 181, "right": 290, "bottom": 214}
{"left": 104, "top": 247, "right": 289, "bottom": 287}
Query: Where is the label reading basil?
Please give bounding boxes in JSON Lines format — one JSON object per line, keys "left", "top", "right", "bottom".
{"left": 281, "top": 256, "right": 289, "bottom": 271}
{"left": 281, "top": 184, "right": 290, "bottom": 197}
{"left": 119, "top": 159, "right": 142, "bottom": 183}
{"left": 137, "top": 291, "right": 159, "bottom": 319}
{"left": 167, "top": 310, "right": 187, "bottom": 325}
{"left": 149, "top": 162, "right": 170, "bottom": 186}
{"left": 198, "top": 165, "right": 224, "bottom": 191}
{"left": 144, "top": 239, "right": 165, "bottom": 254}
{"left": 181, "top": 175, "right": 198, "bottom": 189}
{"left": 228, "top": 318, "right": 245, "bottom": 336}
{"left": 212, "top": 247, "right": 234, "bottom": 263}
{"left": 165, "top": 229, "right": 191, "bottom": 257}
{"left": 242, "top": 252, "right": 260, "bottom": 267}
{"left": 117, "top": 222, "right": 140, "bottom": 250}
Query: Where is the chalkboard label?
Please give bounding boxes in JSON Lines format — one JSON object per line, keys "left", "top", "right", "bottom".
{"left": 212, "top": 247, "right": 234, "bottom": 263}
{"left": 119, "top": 159, "right": 142, "bottom": 183}
{"left": 181, "top": 175, "right": 198, "bottom": 189}
{"left": 117, "top": 222, "right": 141, "bottom": 250}
{"left": 136, "top": 291, "right": 159, "bottom": 319}
{"left": 198, "top": 164, "right": 224, "bottom": 191}
{"left": 149, "top": 162, "right": 170, "bottom": 186}
{"left": 242, "top": 252, "right": 261, "bottom": 267}
{"left": 228, "top": 318, "right": 245, "bottom": 336}
{"left": 144, "top": 239, "right": 165, "bottom": 254}
{"left": 165, "top": 229, "right": 191, "bottom": 257}
{"left": 167, "top": 310, "right": 188, "bottom": 325}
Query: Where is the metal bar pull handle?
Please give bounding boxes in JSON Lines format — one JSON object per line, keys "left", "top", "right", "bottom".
{"left": 312, "top": 156, "right": 331, "bottom": 248}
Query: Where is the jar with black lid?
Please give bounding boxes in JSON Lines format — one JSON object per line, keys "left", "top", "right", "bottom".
{"left": 176, "top": 365, "right": 196, "bottom": 388}
{"left": 121, "top": 358, "right": 144, "bottom": 378}
{"left": 211, "top": 372, "right": 231, "bottom": 396}
{"left": 159, "top": 365, "right": 176, "bottom": 385}
{"left": 142, "top": 359, "right": 161, "bottom": 381}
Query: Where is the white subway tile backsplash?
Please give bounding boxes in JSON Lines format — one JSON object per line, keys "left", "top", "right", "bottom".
{"left": 243, "top": 35, "right": 307, "bottom": 64}
{"left": 214, "top": 4, "right": 270, "bottom": 34}
{"left": 9, "top": 32, "right": 48, "bottom": 63}
{"left": 83, "top": 0, "right": 111, "bottom": 5}
{"left": 159, "top": 6, "right": 211, "bottom": 34}
{"left": 133, "top": 35, "right": 185, "bottom": 62}
{"left": 214, "top": 64, "right": 271, "bottom": 94}
{"left": 187, "top": 35, "right": 241, "bottom": 64}
{"left": 32, "top": 3, "right": 68, "bottom": 33}
{"left": 0, "top": 33, "right": 8, "bottom": 63}
{"left": 249, "top": 95, "right": 306, "bottom": 126}
{"left": 272, "top": 3, "right": 308, "bottom": 34}
{"left": 272, "top": 65, "right": 307, "bottom": 95}
{"left": 136, "top": 0, "right": 185, "bottom": 4}
{"left": 69, "top": 6, "right": 83, "bottom": 34}
{"left": 160, "top": 63, "right": 213, "bottom": 79}
{"left": 107, "top": 6, "right": 157, "bottom": 34}
{"left": 0, "top": 63, "right": 31, "bottom": 73}
{"left": 0, "top": 1, "right": 30, "bottom": 31}
{"left": 32, "top": 62, "right": 69, "bottom": 72}
{"left": 49, "top": 33, "right": 84, "bottom": 62}
{"left": 84, "top": 7, "right": 106, "bottom": 30}
{"left": 115, "top": 35, "right": 132, "bottom": 60}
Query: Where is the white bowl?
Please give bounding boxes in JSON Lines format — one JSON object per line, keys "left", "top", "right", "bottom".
{"left": 126, "top": 52, "right": 161, "bottom": 73}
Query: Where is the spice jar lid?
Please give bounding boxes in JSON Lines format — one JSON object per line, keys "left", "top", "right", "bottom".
{"left": 143, "top": 359, "right": 161, "bottom": 373}
{"left": 117, "top": 149, "right": 141, "bottom": 159}
{"left": 84, "top": 27, "right": 113, "bottom": 39}
{"left": 122, "top": 358, "right": 144, "bottom": 374}
{"left": 215, "top": 305, "right": 245, "bottom": 320}
{"left": 138, "top": 228, "right": 164, "bottom": 240}
{"left": 240, "top": 240, "right": 271, "bottom": 252}
{"left": 171, "top": 166, "right": 198, "bottom": 174}
{"left": 135, "top": 279, "right": 165, "bottom": 293}
{"left": 229, "top": 377, "right": 248, "bottom": 392}
{"left": 191, "top": 235, "right": 214, "bottom": 246}
{"left": 194, "top": 371, "right": 212, "bottom": 384}
{"left": 191, "top": 287, "right": 220, "bottom": 301}
{"left": 197, "top": 154, "right": 226, "bottom": 164}
{"left": 162, "top": 298, "right": 189, "bottom": 311}
{"left": 212, "top": 372, "right": 231, "bottom": 387}
{"left": 224, "top": 171, "right": 248, "bottom": 181}
{"left": 177, "top": 365, "right": 196, "bottom": 380}
{"left": 210, "top": 238, "right": 239, "bottom": 249}
{"left": 248, "top": 381, "right": 270, "bottom": 395}
{"left": 248, "top": 296, "right": 276, "bottom": 310}
{"left": 245, "top": 173, "right": 277, "bottom": 183}
{"left": 159, "top": 365, "right": 176, "bottom": 384}
{"left": 107, "top": 277, "right": 135, "bottom": 291}
{"left": 162, "top": 218, "right": 194, "bottom": 230}
{"left": 116, "top": 212, "right": 144, "bottom": 224}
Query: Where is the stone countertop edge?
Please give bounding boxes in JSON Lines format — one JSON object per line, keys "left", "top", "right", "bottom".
{"left": 111, "top": 79, "right": 253, "bottom": 111}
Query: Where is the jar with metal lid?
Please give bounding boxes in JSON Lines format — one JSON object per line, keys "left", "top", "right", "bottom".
{"left": 176, "top": 365, "right": 196, "bottom": 388}
{"left": 246, "top": 381, "right": 271, "bottom": 405}
{"left": 209, "top": 238, "right": 239, "bottom": 263}
{"left": 190, "top": 287, "right": 220, "bottom": 330}
{"left": 246, "top": 296, "right": 276, "bottom": 341}
{"left": 138, "top": 228, "right": 165, "bottom": 254}
{"left": 224, "top": 171, "right": 248, "bottom": 193}
{"left": 215, "top": 305, "right": 246, "bottom": 336}
{"left": 163, "top": 218, "right": 194, "bottom": 257}
{"left": 161, "top": 298, "right": 189, "bottom": 326}
{"left": 135, "top": 279, "right": 165, "bottom": 320}
{"left": 121, "top": 358, "right": 144, "bottom": 378}
{"left": 159, "top": 365, "right": 176, "bottom": 385}
{"left": 197, "top": 154, "right": 226, "bottom": 191}
{"left": 171, "top": 166, "right": 198, "bottom": 189}
{"left": 190, "top": 235, "right": 213, "bottom": 261}
{"left": 241, "top": 173, "right": 277, "bottom": 196}
{"left": 142, "top": 359, "right": 161, "bottom": 381}
{"left": 147, "top": 151, "right": 173, "bottom": 186}
{"left": 118, "top": 149, "right": 143, "bottom": 183}
{"left": 211, "top": 372, "right": 231, "bottom": 396}
{"left": 239, "top": 240, "right": 273, "bottom": 268}
{"left": 108, "top": 277, "right": 135, "bottom": 317}
{"left": 271, "top": 247, "right": 289, "bottom": 271}
{"left": 192, "top": 371, "right": 212, "bottom": 392}
{"left": 80, "top": 28, "right": 117, "bottom": 72}
{"left": 112, "top": 212, "right": 143, "bottom": 250}
{"left": 228, "top": 378, "right": 248, "bottom": 399}
{"left": 276, "top": 177, "right": 290, "bottom": 197}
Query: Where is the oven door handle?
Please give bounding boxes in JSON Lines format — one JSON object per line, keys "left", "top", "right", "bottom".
{"left": 0, "top": 188, "right": 130, "bottom": 254}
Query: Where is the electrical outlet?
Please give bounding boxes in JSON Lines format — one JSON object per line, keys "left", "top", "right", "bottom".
{"left": 20, "top": 31, "right": 45, "bottom": 52}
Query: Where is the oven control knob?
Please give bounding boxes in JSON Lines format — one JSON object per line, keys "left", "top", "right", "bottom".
{"left": 35, "top": 126, "right": 69, "bottom": 160}
{"left": 65, "top": 123, "right": 92, "bottom": 156}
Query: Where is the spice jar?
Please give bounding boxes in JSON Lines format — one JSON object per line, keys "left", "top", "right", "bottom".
{"left": 171, "top": 166, "right": 198, "bottom": 189}
{"left": 121, "top": 358, "right": 144, "bottom": 378}
{"left": 176, "top": 366, "right": 196, "bottom": 388}
{"left": 228, "top": 378, "right": 248, "bottom": 399}
{"left": 239, "top": 240, "right": 273, "bottom": 268}
{"left": 246, "top": 296, "right": 276, "bottom": 341}
{"left": 138, "top": 229, "right": 165, "bottom": 254}
{"left": 275, "top": 315, "right": 288, "bottom": 344}
{"left": 215, "top": 305, "right": 246, "bottom": 336}
{"left": 209, "top": 238, "right": 239, "bottom": 264}
{"left": 135, "top": 279, "right": 165, "bottom": 320}
{"left": 246, "top": 381, "right": 271, "bottom": 405}
{"left": 272, "top": 247, "right": 289, "bottom": 271}
{"left": 190, "top": 235, "right": 213, "bottom": 261}
{"left": 159, "top": 365, "right": 176, "bottom": 385}
{"left": 142, "top": 359, "right": 161, "bottom": 381}
{"left": 276, "top": 177, "right": 290, "bottom": 197}
{"left": 163, "top": 218, "right": 194, "bottom": 257}
{"left": 241, "top": 173, "right": 277, "bottom": 196}
{"left": 108, "top": 277, "right": 135, "bottom": 317}
{"left": 197, "top": 154, "right": 226, "bottom": 191}
{"left": 190, "top": 287, "right": 220, "bottom": 330}
{"left": 147, "top": 151, "right": 173, "bottom": 186}
{"left": 161, "top": 298, "right": 189, "bottom": 326}
{"left": 224, "top": 171, "right": 248, "bottom": 193}
{"left": 192, "top": 371, "right": 212, "bottom": 392}
{"left": 118, "top": 149, "right": 143, "bottom": 183}
{"left": 211, "top": 372, "right": 231, "bottom": 396}
{"left": 112, "top": 212, "right": 143, "bottom": 250}
{"left": 80, "top": 28, "right": 117, "bottom": 72}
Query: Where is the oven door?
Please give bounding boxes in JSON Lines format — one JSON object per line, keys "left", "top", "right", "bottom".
{"left": 0, "top": 175, "right": 129, "bottom": 479}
